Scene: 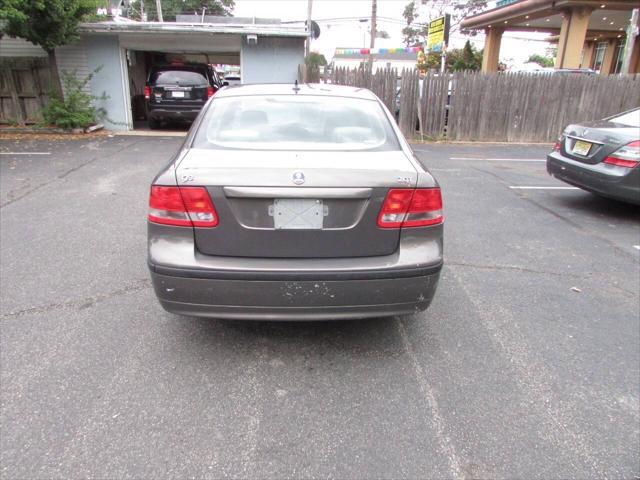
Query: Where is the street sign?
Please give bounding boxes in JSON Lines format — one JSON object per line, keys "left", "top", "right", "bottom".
{"left": 426, "top": 14, "right": 450, "bottom": 53}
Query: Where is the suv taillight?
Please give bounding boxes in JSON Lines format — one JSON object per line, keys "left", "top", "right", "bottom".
{"left": 148, "top": 186, "right": 218, "bottom": 228}
{"left": 207, "top": 86, "right": 215, "bottom": 98}
{"left": 144, "top": 86, "right": 151, "bottom": 100}
{"left": 603, "top": 140, "right": 640, "bottom": 168}
{"left": 377, "top": 188, "right": 443, "bottom": 228}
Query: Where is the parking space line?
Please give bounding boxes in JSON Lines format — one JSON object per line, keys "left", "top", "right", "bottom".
{"left": 449, "top": 157, "right": 545, "bottom": 162}
{"left": 509, "top": 186, "right": 579, "bottom": 190}
{"left": 0, "top": 152, "right": 51, "bottom": 155}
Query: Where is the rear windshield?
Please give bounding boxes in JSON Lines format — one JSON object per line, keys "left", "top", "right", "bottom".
{"left": 150, "top": 69, "right": 208, "bottom": 86}
{"left": 192, "top": 95, "right": 400, "bottom": 151}
{"left": 608, "top": 109, "right": 640, "bottom": 128}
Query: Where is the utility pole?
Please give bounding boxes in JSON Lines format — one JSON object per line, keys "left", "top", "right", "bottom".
{"left": 368, "top": 0, "right": 377, "bottom": 69}
{"left": 305, "top": 0, "right": 313, "bottom": 58}
{"left": 155, "top": 0, "right": 163, "bottom": 22}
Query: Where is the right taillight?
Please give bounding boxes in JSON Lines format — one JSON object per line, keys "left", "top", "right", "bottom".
{"left": 377, "top": 188, "right": 443, "bottom": 229}
{"left": 148, "top": 186, "right": 218, "bottom": 228}
{"left": 144, "top": 85, "right": 151, "bottom": 100}
{"left": 603, "top": 140, "right": 640, "bottom": 168}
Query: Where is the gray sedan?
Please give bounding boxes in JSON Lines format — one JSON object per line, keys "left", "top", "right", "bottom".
{"left": 547, "top": 108, "right": 640, "bottom": 205}
{"left": 147, "top": 84, "right": 443, "bottom": 320}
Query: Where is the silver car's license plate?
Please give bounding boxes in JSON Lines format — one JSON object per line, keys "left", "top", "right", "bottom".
{"left": 271, "top": 199, "right": 323, "bottom": 229}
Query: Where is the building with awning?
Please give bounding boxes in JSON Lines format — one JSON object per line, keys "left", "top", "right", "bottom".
{"left": 460, "top": 0, "right": 639, "bottom": 74}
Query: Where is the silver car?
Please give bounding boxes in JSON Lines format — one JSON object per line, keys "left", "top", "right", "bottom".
{"left": 147, "top": 84, "right": 443, "bottom": 320}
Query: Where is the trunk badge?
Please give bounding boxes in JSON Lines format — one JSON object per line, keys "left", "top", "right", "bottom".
{"left": 292, "top": 171, "right": 305, "bottom": 185}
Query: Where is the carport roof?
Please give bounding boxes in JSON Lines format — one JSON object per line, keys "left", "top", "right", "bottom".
{"left": 79, "top": 20, "right": 309, "bottom": 38}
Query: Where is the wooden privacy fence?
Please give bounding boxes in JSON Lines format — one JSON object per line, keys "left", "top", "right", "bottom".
{"left": 0, "top": 57, "right": 52, "bottom": 125}
{"left": 447, "top": 72, "right": 640, "bottom": 142}
{"left": 312, "top": 65, "right": 640, "bottom": 142}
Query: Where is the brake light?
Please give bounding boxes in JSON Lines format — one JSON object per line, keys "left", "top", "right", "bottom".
{"left": 207, "top": 86, "right": 215, "bottom": 98}
{"left": 377, "top": 188, "right": 443, "bottom": 228}
{"left": 603, "top": 140, "right": 640, "bottom": 168}
{"left": 144, "top": 86, "right": 150, "bottom": 100}
{"left": 148, "top": 186, "right": 218, "bottom": 227}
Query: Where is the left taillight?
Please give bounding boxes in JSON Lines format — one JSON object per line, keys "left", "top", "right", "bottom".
{"left": 377, "top": 188, "right": 443, "bottom": 229}
{"left": 207, "top": 86, "right": 215, "bottom": 98}
{"left": 148, "top": 186, "right": 218, "bottom": 228}
{"left": 603, "top": 140, "right": 640, "bottom": 168}
{"left": 144, "top": 85, "right": 151, "bottom": 100}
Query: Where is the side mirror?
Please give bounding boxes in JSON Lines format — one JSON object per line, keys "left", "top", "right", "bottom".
{"left": 222, "top": 81, "right": 229, "bottom": 87}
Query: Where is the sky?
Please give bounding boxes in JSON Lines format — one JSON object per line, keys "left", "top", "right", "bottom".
{"left": 233, "top": 0, "right": 551, "bottom": 67}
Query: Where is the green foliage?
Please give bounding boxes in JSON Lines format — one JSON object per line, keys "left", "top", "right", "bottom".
{"left": 402, "top": 0, "right": 488, "bottom": 46}
{"left": 0, "top": 0, "right": 98, "bottom": 52}
{"left": 305, "top": 52, "right": 328, "bottom": 68}
{"left": 528, "top": 54, "right": 555, "bottom": 68}
{"left": 447, "top": 41, "right": 482, "bottom": 71}
{"left": 142, "top": 0, "right": 234, "bottom": 21}
{"left": 41, "top": 69, "right": 106, "bottom": 130}
{"left": 402, "top": 1, "right": 427, "bottom": 47}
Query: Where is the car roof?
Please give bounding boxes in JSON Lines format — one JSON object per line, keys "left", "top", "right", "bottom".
{"left": 214, "top": 83, "right": 379, "bottom": 100}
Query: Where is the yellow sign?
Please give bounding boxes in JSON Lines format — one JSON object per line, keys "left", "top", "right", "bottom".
{"left": 427, "top": 15, "right": 450, "bottom": 53}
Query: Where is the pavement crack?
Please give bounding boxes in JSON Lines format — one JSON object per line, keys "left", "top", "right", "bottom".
{"left": 396, "top": 317, "right": 464, "bottom": 480}
{"left": 1, "top": 278, "right": 151, "bottom": 318}
{"left": 0, "top": 138, "right": 152, "bottom": 209}
{"left": 447, "top": 261, "right": 588, "bottom": 279}
{"left": 470, "top": 165, "right": 639, "bottom": 262}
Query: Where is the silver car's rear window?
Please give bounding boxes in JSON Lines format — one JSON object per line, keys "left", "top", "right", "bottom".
{"left": 608, "top": 109, "right": 640, "bottom": 128}
{"left": 192, "top": 95, "right": 400, "bottom": 151}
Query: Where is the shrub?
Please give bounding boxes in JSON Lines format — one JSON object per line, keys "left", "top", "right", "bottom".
{"left": 41, "top": 68, "right": 106, "bottom": 130}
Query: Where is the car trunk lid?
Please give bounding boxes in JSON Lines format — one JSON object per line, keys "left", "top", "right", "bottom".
{"left": 176, "top": 149, "right": 418, "bottom": 258}
{"left": 561, "top": 121, "right": 638, "bottom": 165}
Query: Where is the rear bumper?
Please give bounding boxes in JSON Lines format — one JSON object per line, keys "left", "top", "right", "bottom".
{"left": 147, "top": 221, "right": 444, "bottom": 320}
{"left": 147, "top": 106, "right": 202, "bottom": 121}
{"left": 149, "top": 267, "right": 441, "bottom": 320}
{"left": 547, "top": 152, "right": 640, "bottom": 205}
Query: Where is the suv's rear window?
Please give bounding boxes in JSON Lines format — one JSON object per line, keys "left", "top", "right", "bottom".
{"left": 150, "top": 69, "right": 208, "bottom": 87}
{"left": 192, "top": 95, "right": 400, "bottom": 151}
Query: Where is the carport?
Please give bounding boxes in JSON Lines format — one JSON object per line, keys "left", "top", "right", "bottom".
{"left": 75, "top": 21, "right": 307, "bottom": 130}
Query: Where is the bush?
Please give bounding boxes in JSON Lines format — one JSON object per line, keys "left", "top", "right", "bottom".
{"left": 41, "top": 68, "right": 106, "bottom": 130}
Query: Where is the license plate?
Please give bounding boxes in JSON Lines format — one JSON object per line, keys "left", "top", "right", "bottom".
{"left": 271, "top": 199, "right": 324, "bottom": 230}
{"left": 573, "top": 140, "right": 592, "bottom": 156}
{"left": 171, "top": 91, "right": 185, "bottom": 98}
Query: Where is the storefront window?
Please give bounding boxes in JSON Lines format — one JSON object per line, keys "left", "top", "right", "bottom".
{"left": 613, "top": 39, "right": 625, "bottom": 74}
{"left": 592, "top": 41, "right": 607, "bottom": 72}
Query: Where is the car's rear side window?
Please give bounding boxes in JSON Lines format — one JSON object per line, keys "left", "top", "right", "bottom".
{"left": 609, "top": 109, "right": 640, "bottom": 128}
{"left": 151, "top": 69, "right": 208, "bottom": 87}
{"left": 192, "top": 95, "right": 400, "bottom": 151}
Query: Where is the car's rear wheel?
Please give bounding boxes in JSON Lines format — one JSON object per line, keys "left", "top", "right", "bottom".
{"left": 148, "top": 117, "right": 161, "bottom": 130}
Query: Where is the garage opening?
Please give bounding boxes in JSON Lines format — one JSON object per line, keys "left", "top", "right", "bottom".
{"left": 125, "top": 50, "right": 240, "bottom": 131}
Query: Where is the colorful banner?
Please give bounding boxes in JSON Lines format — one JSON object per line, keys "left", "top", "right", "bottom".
{"left": 335, "top": 46, "right": 423, "bottom": 56}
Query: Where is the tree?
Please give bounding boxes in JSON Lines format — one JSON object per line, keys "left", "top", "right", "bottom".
{"left": 0, "top": 0, "right": 98, "bottom": 98}
{"left": 402, "top": 0, "right": 488, "bottom": 47}
{"left": 305, "top": 52, "right": 327, "bottom": 68}
{"left": 447, "top": 40, "right": 482, "bottom": 71}
{"left": 402, "top": 1, "right": 426, "bottom": 47}
{"left": 143, "top": 0, "right": 234, "bottom": 21}
{"left": 527, "top": 54, "right": 555, "bottom": 68}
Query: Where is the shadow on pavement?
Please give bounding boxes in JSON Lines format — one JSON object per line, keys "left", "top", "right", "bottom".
{"left": 555, "top": 192, "right": 640, "bottom": 221}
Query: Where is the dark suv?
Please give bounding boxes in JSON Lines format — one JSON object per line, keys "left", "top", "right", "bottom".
{"left": 145, "top": 64, "right": 224, "bottom": 129}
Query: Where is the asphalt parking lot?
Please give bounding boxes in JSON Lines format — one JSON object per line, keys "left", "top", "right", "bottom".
{"left": 1, "top": 135, "right": 639, "bottom": 479}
